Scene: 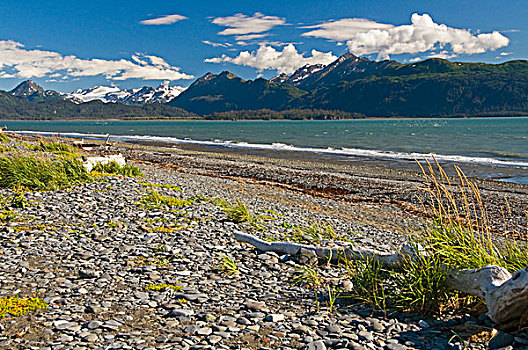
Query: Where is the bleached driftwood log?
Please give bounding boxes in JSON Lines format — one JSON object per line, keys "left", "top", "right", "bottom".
{"left": 82, "top": 154, "right": 126, "bottom": 172}
{"left": 234, "top": 231, "right": 528, "bottom": 326}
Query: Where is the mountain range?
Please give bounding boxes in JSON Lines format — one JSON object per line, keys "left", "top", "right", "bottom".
{"left": 169, "top": 53, "right": 528, "bottom": 117}
{"left": 66, "top": 81, "right": 186, "bottom": 104}
{"left": 1, "top": 53, "right": 528, "bottom": 119}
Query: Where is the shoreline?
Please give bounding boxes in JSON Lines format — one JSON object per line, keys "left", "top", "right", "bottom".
{"left": 1, "top": 134, "right": 527, "bottom": 349}
{"left": 5, "top": 128, "right": 528, "bottom": 185}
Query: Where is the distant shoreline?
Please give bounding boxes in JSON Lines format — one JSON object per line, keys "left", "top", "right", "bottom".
{"left": 1, "top": 114, "right": 528, "bottom": 122}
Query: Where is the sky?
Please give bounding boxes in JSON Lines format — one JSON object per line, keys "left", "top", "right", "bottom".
{"left": 0, "top": 0, "right": 526, "bottom": 93}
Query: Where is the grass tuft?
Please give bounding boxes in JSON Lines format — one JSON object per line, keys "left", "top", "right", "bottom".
{"left": 0, "top": 296, "right": 47, "bottom": 318}
{"left": 92, "top": 161, "right": 144, "bottom": 177}
{"left": 30, "top": 140, "right": 79, "bottom": 155}
{"left": 138, "top": 189, "right": 193, "bottom": 209}
{"left": 224, "top": 200, "right": 253, "bottom": 223}
{"left": 145, "top": 283, "right": 184, "bottom": 292}
{"left": 0, "top": 154, "right": 91, "bottom": 190}
{"left": 337, "top": 160, "right": 528, "bottom": 316}
{"left": 218, "top": 255, "right": 240, "bottom": 276}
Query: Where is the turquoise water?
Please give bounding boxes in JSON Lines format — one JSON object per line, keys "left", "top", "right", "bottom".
{"left": 3, "top": 118, "right": 528, "bottom": 176}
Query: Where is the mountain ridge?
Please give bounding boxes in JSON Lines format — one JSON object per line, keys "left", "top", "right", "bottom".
{"left": 2, "top": 54, "right": 528, "bottom": 119}
{"left": 169, "top": 53, "right": 528, "bottom": 117}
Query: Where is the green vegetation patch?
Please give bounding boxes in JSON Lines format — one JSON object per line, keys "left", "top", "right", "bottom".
{"left": 0, "top": 154, "right": 91, "bottom": 190}
{"left": 145, "top": 283, "right": 184, "bottom": 292}
{"left": 139, "top": 182, "right": 182, "bottom": 191}
{"left": 217, "top": 255, "right": 240, "bottom": 276}
{"left": 92, "top": 161, "right": 144, "bottom": 177}
{"left": 0, "top": 296, "right": 47, "bottom": 318}
{"left": 329, "top": 161, "right": 528, "bottom": 316}
{"left": 138, "top": 189, "right": 193, "bottom": 209}
{"left": 0, "top": 133, "right": 10, "bottom": 143}
{"left": 30, "top": 140, "right": 78, "bottom": 155}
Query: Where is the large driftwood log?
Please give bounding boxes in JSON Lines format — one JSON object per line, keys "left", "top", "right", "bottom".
{"left": 82, "top": 154, "right": 126, "bottom": 172}
{"left": 234, "top": 231, "right": 528, "bottom": 325}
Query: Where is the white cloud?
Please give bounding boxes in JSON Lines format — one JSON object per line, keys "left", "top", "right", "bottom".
{"left": 205, "top": 44, "right": 336, "bottom": 74}
{"left": 0, "top": 40, "right": 193, "bottom": 81}
{"left": 202, "top": 40, "right": 232, "bottom": 48}
{"left": 212, "top": 12, "right": 286, "bottom": 40}
{"left": 303, "top": 13, "right": 509, "bottom": 60}
{"left": 234, "top": 34, "right": 269, "bottom": 41}
{"left": 302, "top": 18, "right": 392, "bottom": 41}
{"left": 500, "top": 52, "right": 513, "bottom": 56}
{"left": 140, "top": 14, "right": 187, "bottom": 25}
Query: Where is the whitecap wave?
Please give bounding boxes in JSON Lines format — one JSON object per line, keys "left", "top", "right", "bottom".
{"left": 10, "top": 130, "right": 528, "bottom": 169}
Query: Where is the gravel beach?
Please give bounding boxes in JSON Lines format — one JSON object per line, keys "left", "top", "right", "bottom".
{"left": 1, "top": 135, "right": 527, "bottom": 349}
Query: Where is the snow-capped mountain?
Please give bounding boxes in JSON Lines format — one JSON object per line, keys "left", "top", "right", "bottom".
{"left": 65, "top": 81, "right": 186, "bottom": 104}
{"left": 283, "top": 64, "right": 325, "bottom": 86}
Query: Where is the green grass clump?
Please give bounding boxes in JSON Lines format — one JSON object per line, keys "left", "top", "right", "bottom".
{"left": 145, "top": 283, "right": 184, "bottom": 292}
{"left": 92, "top": 161, "right": 144, "bottom": 177}
{"left": 338, "top": 160, "right": 528, "bottom": 316}
{"left": 292, "top": 265, "right": 322, "bottom": 288}
{"left": 224, "top": 200, "right": 253, "bottom": 223}
{"left": 0, "top": 133, "right": 10, "bottom": 143}
{"left": 0, "top": 154, "right": 92, "bottom": 190}
{"left": 138, "top": 189, "right": 193, "bottom": 209}
{"left": 0, "top": 296, "right": 47, "bottom": 318}
{"left": 218, "top": 255, "right": 240, "bottom": 276}
{"left": 30, "top": 140, "right": 78, "bottom": 155}
{"left": 139, "top": 182, "right": 181, "bottom": 191}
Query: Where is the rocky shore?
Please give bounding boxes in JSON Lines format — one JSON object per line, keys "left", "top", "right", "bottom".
{"left": 1, "top": 136, "right": 527, "bottom": 349}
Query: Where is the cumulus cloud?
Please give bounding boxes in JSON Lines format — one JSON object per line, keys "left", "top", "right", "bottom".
{"left": 302, "top": 18, "right": 392, "bottom": 41}
{"left": 204, "top": 44, "right": 336, "bottom": 74}
{"left": 140, "top": 14, "right": 187, "bottom": 25}
{"left": 0, "top": 40, "right": 193, "bottom": 81}
{"left": 212, "top": 12, "right": 286, "bottom": 40}
{"left": 303, "top": 13, "right": 509, "bottom": 60}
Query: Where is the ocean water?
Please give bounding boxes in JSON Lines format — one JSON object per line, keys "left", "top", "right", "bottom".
{"left": 3, "top": 118, "right": 528, "bottom": 183}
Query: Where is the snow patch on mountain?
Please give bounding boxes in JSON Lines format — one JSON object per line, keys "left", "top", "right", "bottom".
{"left": 66, "top": 81, "right": 186, "bottom": 104}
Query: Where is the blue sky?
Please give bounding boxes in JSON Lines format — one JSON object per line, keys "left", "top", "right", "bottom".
{"left": 0, "top": 0, "right": 525, "bottom": 92}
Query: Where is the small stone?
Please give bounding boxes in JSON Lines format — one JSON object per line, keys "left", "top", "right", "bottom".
{"left": 326, "top": 324, "right": 341, "bottom": 334}
{"left": 358, "top": 331, "right": 374, "bottom": 341}
{"left": 307, "top": 340, "right": 327, "bottom": 350}
{"left": 489, "top": 330, "right": 514, "bottom": 349}
{"left": 208, "top": 335, "right": 222, "bottom": 344}
{"left": 266, "top": 314, "right": 285, "bottom": 322}
{"left": 85, "top": 320, "right": 103, "bottom": 329}
{"left": 418, "top": 320, "right": 430, "bottom": 328}
{"left": 197, "top": 327, "right": 212, "bottom": 335}
{"left": 386, "top": 343, "right": 407, "bottom": 350}
{"left": 245, "top": 299, "right": 266, "bottom": 311}
{"left": 166, "top": 308, "right": 194, "bottom": 318}
{"left": 85, "top": 305, "right": 105, "bottom": 314}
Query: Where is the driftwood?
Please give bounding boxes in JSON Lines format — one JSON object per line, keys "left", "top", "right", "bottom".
{"left": 234, "top": 231, "right": 528, "bottom": 325}
{"left": 82, "top": 154, "right": 126, "bottom": 172}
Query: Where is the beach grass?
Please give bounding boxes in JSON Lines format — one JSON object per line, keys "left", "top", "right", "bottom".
{"left": 30, "top": 140, "right": 79, "bottom": 155}
{"left": 338, "top": 160, "right": 528, "bottom": 315}
{"left": 92, "top": 161, "right": 144, "bottom": 177}
{"left": 138, "top": 189, "right": 193, "bottom": 209}
{"left": 0, "top": 154, "right": 91, "bottom": 191}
